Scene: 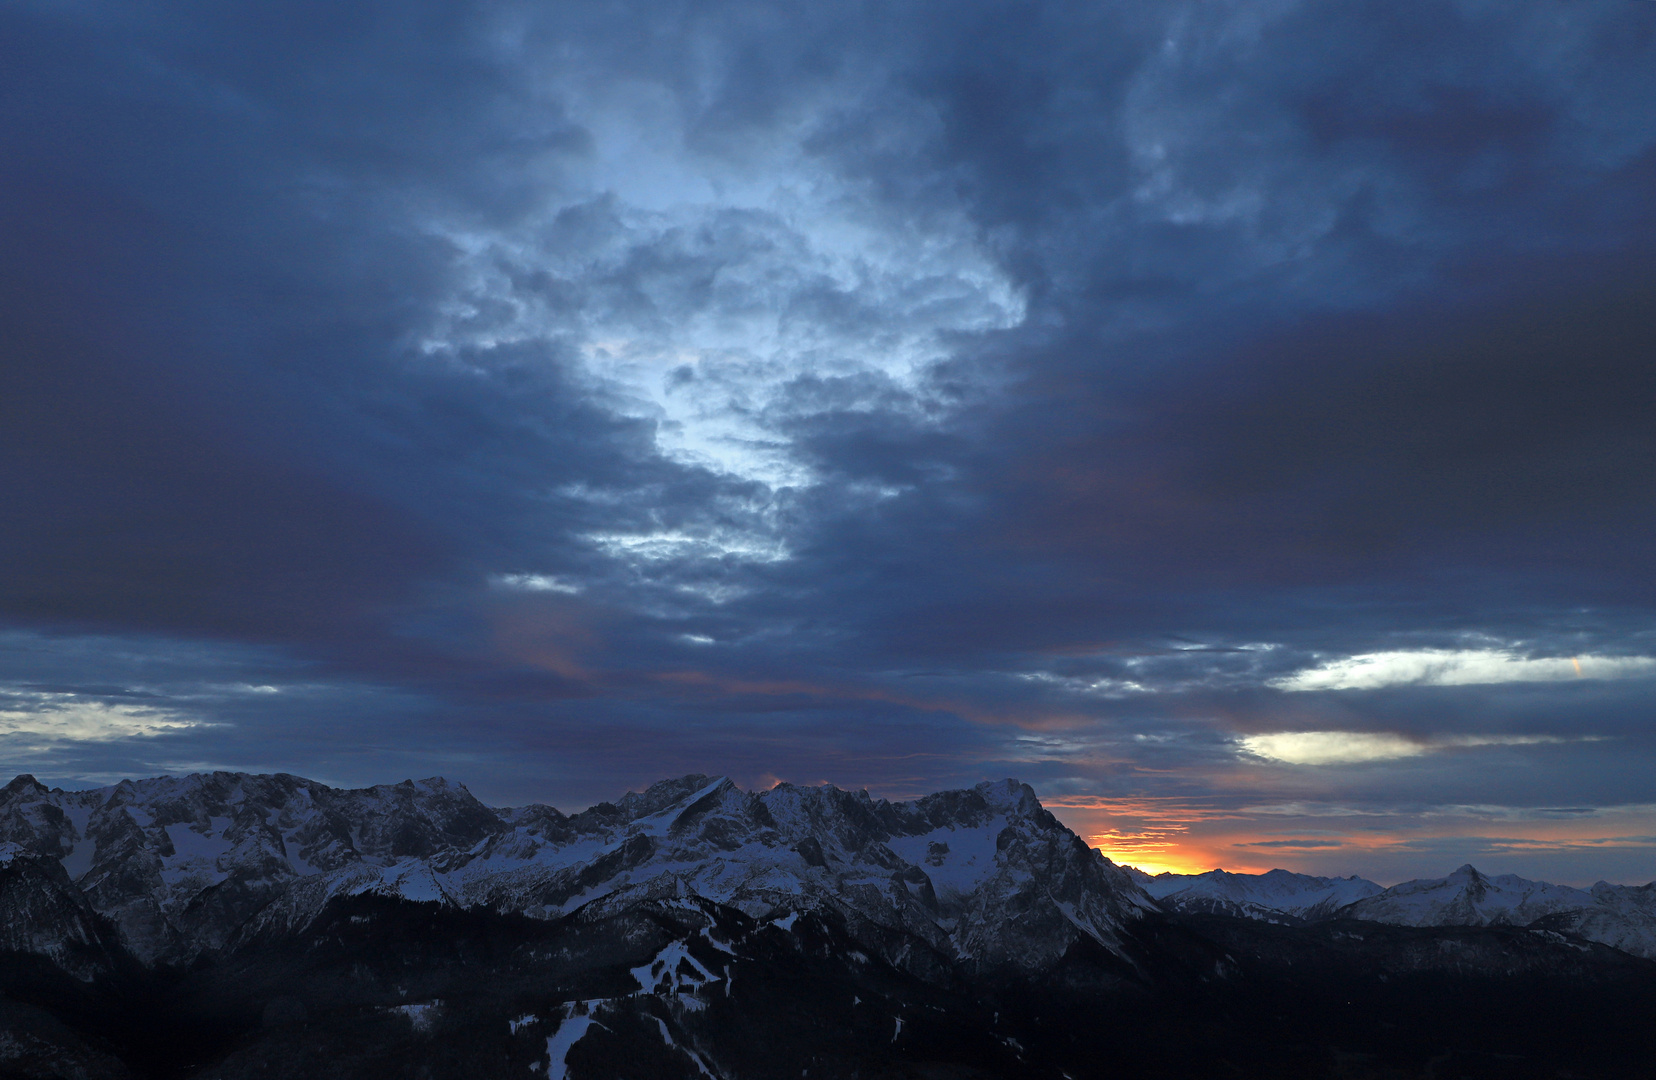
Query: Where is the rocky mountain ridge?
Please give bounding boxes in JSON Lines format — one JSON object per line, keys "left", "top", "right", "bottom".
{"left": 0, "top": 771, "right": 1152, "bottom": 974}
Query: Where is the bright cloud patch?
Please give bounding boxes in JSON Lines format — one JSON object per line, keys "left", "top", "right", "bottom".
{"left": 492, "top": 573, "right": 583, "bottom": 594}
{"left": 1239, "top": 731, "right": 1428, "bottom": 765}
{"left": 0, "top": 693, "right": 202, "bottom": 754}
{"left": 1239, "top": 731, "right": 1575, "bottom": 766}
{"left": 421, "top": 86, "right": 1025, "bottom": 492}
{"left": 1270, "top": 650, "right": 1656, "bottom": 691}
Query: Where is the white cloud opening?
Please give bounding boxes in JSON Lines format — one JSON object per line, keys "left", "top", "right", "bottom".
{"left": 1238, "top": 730, "right": 1580, "bottom": 766}
{"left": 420, "top": 90, "right": 1025, "bottom": 493}
{"left": 492, "top": 573, "right": 584, "bottom": 594}
{"left": 583, "top": 528, "right": 789, "bottom": 565}
{"left": 0, "top": 693, "right": 203, "bottom": 755}
{"left": 1271, "top": 649, "right": 1656, "bottom": 691}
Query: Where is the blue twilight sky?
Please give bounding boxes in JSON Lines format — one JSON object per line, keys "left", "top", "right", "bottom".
{"left": 3, "top": 0, "right": 1655, "bottom": 883}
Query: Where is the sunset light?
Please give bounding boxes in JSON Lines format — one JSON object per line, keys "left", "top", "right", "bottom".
{"left": 1096, "top": 849, "right": 1212, "bottom": 878}
{"left": 5, "top": 0, "right": 1656, "bottom": 1071}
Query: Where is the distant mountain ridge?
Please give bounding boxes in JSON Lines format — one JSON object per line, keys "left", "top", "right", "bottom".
{"left": 1133, "top": 863, "right": 1656, "bottom": 957}
{"left": 1131, "top": 867, "right": 1383, "bottom": 923}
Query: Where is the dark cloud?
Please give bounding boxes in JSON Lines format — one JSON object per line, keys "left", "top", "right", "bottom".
{"left": 2, "top": 0, "right": 1655, "bottom": 881}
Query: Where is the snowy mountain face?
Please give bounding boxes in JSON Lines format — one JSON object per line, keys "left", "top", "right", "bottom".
{"left": 1132, "top": 861, "right": 1656, "bottom": 960}
{"left": 0, "top": 771, "right": 504, "bottom": 961}
{"left": 1343, "top": 864, "right": 1656, "bottom": 959}
{"left": 0, "top": 771, "right": 1152, "bottom": 973}
{"left": 1345, "top": 864, "right": 1595, "bottom": 927}
{"left": 1137, "top": 868, "right": 1383, "bottom": 923}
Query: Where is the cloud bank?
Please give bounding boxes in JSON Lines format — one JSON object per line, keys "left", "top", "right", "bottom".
{"left": 2, "top": 0, "right": 1654, "bottom": 882}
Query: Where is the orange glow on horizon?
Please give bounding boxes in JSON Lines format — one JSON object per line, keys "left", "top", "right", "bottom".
{"left": 1044, "top": 794, "right": 1656, "bottom": 886}
{"left": 1046, "top": 795, "right": 1239, "bottom": 877}
{"left": 1095, "top": 848, "right": 1212, "bottom": 877}
{"left": 1086, "top": 828, "right": 1210, "bottom": 876}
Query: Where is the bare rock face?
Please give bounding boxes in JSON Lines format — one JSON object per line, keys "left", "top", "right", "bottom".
{"left": 0, "top": 844, "right": 126, "bottom": 983}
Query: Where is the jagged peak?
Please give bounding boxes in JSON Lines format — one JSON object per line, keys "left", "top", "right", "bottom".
{"left": 604, "top": 774, "right": 730, "bottom": 823}
{"left": 354, "top": 775, "right": 472, "bottom": 798}
{"left": 2, "top": 774, "right": 47, "bottom": 797}
{"left": 971, "top": 777, "right": 1038, "bottom": 809}
{"left": 398, "top": 776, "right": 467, "bottom": 792}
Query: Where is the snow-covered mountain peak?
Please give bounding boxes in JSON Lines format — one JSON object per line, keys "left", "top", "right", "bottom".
{"left": 1139, "top": 866, "right": 1383, "bottom": 922}
{"left": 2, "top": 774, "right": 48, "bottom": 798}
{"left": 1332, "top": 866, "right": 1656, "bottom": 957}
{"left": 961, "top": 777, "right": 1039, "bottom": 813}
{"left": 1444, "top": 863, "right": 1488, "bottom": 889}
{"left": 623, "top": 775, "right": 738, "bottom": 835}
{"left": 1138, "top": 862, "right": 1656, "bottom": 960}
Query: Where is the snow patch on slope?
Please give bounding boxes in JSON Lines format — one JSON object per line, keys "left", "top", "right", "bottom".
{"left": 632, "top": 940, "right": 720, "bottom": 994}
{"left": 886, "top": 821, "right": 1005, "bottom": 901}
{"left": 545, "top": 1007, "right": 605, "bottom": 1080}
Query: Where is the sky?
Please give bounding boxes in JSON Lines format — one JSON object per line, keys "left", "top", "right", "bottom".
{"left": 3, "top": 0, "right": 1655, "bottom": 885}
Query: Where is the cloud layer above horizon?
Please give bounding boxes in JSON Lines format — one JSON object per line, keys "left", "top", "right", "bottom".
{"left": 3, "top": 0, "right": 1654, "bottom": 884}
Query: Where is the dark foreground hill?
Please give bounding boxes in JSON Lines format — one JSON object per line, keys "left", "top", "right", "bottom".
{"left": 1, "top": 771, "right": 1653, "bottom": 1079}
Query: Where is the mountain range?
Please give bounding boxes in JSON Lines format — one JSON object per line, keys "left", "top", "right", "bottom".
{"left": 1135, "top": 865, "right": 1656, "bottom": 957}
{"left": 0, "top": 770, "right": 1653, "bottom": 1079}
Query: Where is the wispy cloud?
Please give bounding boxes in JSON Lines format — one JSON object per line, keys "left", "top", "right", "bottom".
{"left": 491, "top": 573, "right": 584, "bottom": 594}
